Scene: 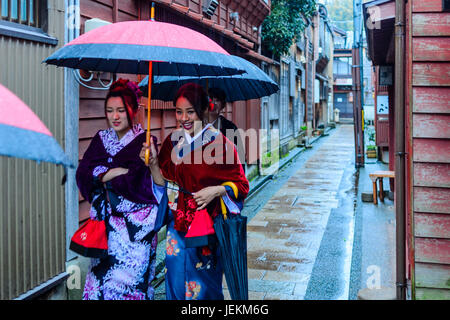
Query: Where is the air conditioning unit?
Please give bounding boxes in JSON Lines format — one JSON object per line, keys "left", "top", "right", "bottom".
{"left": 203, "top": 0, "right": 219, "bottom": 18}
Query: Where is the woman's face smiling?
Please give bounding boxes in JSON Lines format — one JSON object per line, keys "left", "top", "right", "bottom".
{"left": 175, "top": 96, "right": 202, "bottom": 136}
{"left": 106, "top": 96, "right": 131, "bottom": 139}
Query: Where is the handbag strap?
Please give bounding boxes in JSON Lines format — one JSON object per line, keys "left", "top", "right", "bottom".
{"left": 103, "top": 183, "right": 113, "bottom": 217}
{"left": 103, "top": 183, "right": 124, "bottom": 218}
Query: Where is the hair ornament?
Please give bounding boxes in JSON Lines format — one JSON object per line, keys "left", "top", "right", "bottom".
{"left": 209, "top": 97, "right": 215, "bottom": 111}
{"left": 110, "top": 78, "right": 142, "bottom": 102}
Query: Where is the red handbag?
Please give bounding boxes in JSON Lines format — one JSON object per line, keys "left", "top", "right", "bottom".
{"left": 70, "top": 183, "right": 112, "bottom": 258}
{"left": 185, "top": 208, "right": 217, "bottom": 248}
{"left": 69, "top": 219, "right": 108, "bottom": 258}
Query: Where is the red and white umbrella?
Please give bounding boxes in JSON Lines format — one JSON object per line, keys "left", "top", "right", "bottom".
{"left": 44, "top": 18, "right": 244, "bottom": 164}
{"left": 0, "top": 83, "right": 72, "bottom": 167}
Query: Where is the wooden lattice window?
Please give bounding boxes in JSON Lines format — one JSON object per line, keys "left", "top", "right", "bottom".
{"left": 0, "top": 0, "right": 40, "bottom": 27}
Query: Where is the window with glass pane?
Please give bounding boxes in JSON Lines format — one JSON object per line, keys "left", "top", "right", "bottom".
{"left": 0, "top": 0, "right": 38, "bottom": 27}
{"left": 1, "top": 0, "right": 7, "bottom": 17}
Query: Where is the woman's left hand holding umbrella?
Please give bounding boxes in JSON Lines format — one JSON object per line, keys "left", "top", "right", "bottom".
{"left": 140, "top": 138, "right": 165, "bottom": 186}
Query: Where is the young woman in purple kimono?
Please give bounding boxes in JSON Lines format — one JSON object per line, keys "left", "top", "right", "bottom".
{"left": 76, "top": 78, "right": 165, "bottom": 300}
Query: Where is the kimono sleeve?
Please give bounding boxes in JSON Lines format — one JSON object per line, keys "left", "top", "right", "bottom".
{"left": 75, "top": 131, "right": 108, "bottom": 203}
{"left": 158, "top": 134, "right": 177, "bottom": 182}
{"left": 109, "top": 135, "right": 160, "bottom": 205}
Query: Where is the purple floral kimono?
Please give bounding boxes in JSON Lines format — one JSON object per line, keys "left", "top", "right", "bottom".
{"left": 76, "top": 124, "right": 163, "bottom": 300}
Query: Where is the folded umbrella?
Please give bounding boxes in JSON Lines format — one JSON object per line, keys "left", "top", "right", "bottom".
{"left": 214, "top": 182, "right": 248, "bottom": 300}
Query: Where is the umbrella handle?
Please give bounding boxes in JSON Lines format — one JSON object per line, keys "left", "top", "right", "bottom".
{"left": 219, "top": 182, "right": 238, "bottom": 220}
{"left": 151, "top": 2, "right": 155, "bottom": 21}
{"left": 145, "top": 61, "right": 153, "bottom": 165}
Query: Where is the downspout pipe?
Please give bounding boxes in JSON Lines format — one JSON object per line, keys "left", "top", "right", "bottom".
{"left": 352, "top": 0, "right": 362, "bottom": 168}
{"left": 358, "top": 8, "right": 365, "bottom": 168}
{"left": 395, "top": 0, "right": 407, "bottom": 300}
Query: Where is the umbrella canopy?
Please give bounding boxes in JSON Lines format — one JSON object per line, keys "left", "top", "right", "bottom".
{"left": 139, "top": 55, "right": 279, "bottom": 102}
{"left": 43, "top": 20, "right": 245, "bottom": 77}
{"left": 44, "top": 19, "right": 246, "bottom": 165}
{"left": 0, "top": 84, "right": 72, "bottom": 167}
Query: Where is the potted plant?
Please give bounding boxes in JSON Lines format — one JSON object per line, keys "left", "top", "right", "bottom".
{"left": 366, "top": 127, "right": 377, "bottom": 158}
{"left": 366, "top": 145, "right": 377, "bottom": 158}
{"left": 262, "top": 151, "right": 272, "bottom": 168}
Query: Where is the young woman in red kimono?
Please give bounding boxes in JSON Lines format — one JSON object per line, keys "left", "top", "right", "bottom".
{"left": 142, "top": 83, "right": 249, "bottom": 300}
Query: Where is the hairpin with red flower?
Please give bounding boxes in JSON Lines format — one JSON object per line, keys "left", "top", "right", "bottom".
{"left": 111, "top": 78, "right": 142, "bottom": 102}
{"left": 208, "top": 97, "right": 214, "bottom": 111}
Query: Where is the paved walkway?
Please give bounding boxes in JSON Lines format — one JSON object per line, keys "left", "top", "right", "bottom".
{"left": 223, "top": 125, "right": 355, "bottom": 299}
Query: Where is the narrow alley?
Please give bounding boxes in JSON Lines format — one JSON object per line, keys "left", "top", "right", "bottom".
{"left": 152, "top": 124, "right": 362, "bottom": 300}
{"left": 229, "top": 124, "right": 355, "bottom": 300}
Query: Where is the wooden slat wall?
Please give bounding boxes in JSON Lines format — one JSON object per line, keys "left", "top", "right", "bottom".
{"left": 0, "top": 0, "right": 66, "bottom": 299}
{"left": 412, "top": 63, "right": 450, "bottom": 86}
{"left": 411, "top": 0, "right": 450, "bottom": 300}
{"left": 412, "top": 38, "right": 450, "bottom": 61}
{"left": 412, "top": 0, "right": 444, "bottom": 12}
{"left": 155, "top": 0, "right": 267, "bottom": 46}
{"left": 412, "top": 87, "right": 450, "bottom": 113}
{"left": 412, "top": 13, "right": 450, "bottom": 37}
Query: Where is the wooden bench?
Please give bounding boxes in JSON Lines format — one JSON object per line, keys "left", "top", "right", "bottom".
{"left": 369, "top": 171, "right": 395, "bottom": 205}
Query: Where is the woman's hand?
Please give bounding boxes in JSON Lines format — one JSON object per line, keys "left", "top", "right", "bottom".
{"left": 140, "top": 141, "right": 165, "bottom": 186}
{"left": 101, "top": 167, "right": 129, "bottom": 183}
{"left": 193, "top": 186, "right": 226, "bottom": 210}
{"left": 140, "top": 140, "right": 158, "bottom": 168}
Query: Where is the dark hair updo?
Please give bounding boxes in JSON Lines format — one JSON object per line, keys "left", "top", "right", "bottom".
{"left": 173, "top": 83, "right": 209, "bottom": 121}
{"left": 105, "top": 78, "right": 143, "bottom": 127}
{"left": 208, "top": 87, "right": 226, "bottom": 104}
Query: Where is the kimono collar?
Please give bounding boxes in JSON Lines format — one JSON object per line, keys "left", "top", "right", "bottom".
{"left": 100, "top": 124, "right": 144, "bottom": 156}
{"left": 183, "top": 123, "right": 213, "bottom": 145}
{"left": 211, "top": 117, "right": 221, "bottom": 132}
{"left": 172, "top": 124, "right": 219, "bottom": 159}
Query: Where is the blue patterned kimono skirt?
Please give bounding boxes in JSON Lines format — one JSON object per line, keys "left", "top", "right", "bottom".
{"left": 165, "top": 218, "right": 224, "bottom": 300}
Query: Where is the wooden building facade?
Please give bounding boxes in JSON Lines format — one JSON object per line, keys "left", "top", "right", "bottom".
{"left": 313, "top": 4, "right": 334, "bottom": 130}
{"left": 408, "top": 0, "right": 450, "bottom": 300}
{"left": 0, "top": 0, "right": 67, "bottom": 299}
{"left": 364, "top": 0, "right": 450, "bottom": 299}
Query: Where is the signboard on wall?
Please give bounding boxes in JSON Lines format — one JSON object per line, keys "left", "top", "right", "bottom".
{"left": 314, "top": 79, "right": 320, "bottom": 103}
{"left": 377, "top": 95, "right": 389, "bottom": 114}
{"left": 307, "top": 58, "right": 313, "bottom": 120}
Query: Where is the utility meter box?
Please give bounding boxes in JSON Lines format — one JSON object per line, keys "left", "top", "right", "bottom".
{"left": 334, "top": 108, "right": 340, "bottom": 123}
